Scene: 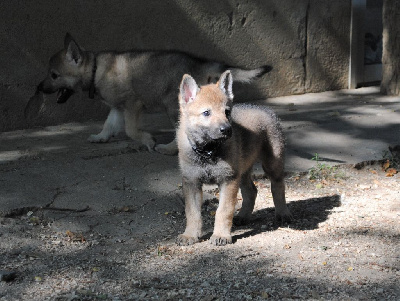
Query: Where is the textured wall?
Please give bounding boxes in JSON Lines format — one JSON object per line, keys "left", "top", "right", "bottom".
{"left": 0, "top": 0, "right": 351, "bottom": 131}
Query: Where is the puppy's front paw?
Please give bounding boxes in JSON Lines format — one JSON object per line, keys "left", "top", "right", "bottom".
{"left": 209, "top": 235, "right": 232, "bottom": 246}
{"left": 176, "top": 234, "right": 199, "bottom": 246}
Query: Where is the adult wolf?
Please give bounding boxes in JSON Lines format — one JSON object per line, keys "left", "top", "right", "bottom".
{"left": 176, "top": 70, "right": 291, "bottom": 246}
{"left": 34, "top": 33, "right": 271, "bottom": 155}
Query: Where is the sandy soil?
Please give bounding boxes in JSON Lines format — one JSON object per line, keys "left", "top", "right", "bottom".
{"left": 1, "top": 158, "right": 399, "bottom": 300}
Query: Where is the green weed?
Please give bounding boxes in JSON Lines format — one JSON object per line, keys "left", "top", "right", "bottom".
{"left": 308, "top": 153, "right": 346, "bottom": 181}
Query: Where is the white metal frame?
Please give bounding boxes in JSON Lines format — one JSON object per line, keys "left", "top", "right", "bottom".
{"left": 349, "top": 0, "right": 382, "bottom": 88}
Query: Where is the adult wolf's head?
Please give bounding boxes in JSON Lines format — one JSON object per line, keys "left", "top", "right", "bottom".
{"left": 179, "top": 70, "right": 234, "bottom": 151}
{"left": 37, "top": 33, "right": 92, "bottom": 103}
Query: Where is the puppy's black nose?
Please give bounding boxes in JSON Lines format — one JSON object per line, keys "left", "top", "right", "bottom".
{"left": 220, "top": 124, "right": 232, "bottom": 137}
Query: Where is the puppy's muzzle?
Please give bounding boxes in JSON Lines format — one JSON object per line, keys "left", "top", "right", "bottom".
{"left": 219, "top": 124, "right": 232, "bottom": 138}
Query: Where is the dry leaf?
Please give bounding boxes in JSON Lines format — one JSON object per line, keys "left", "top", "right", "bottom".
{"left": 386, "top": 168, "right": 398, "bottom": 177}
{"left": 29, "top": 217, "right": 40, "bottom": 225}
{"left": 66, "top": 230, "right": 86, "bottom": 242}
{"left": 34, "top": 276, "right": 42, "bottom": 282}
{"left": 382, "top": 160, "right": 390, "bottom": 171}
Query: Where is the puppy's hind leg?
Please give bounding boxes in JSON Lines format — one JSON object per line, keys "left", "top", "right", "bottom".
{"left": 262, "top": 159, "right": 292, "bottom": 223}
{"left": 88, "top": 108, "right": 125, "bottom": 143}
{"left": 124, "top": 100, "right": 155, "bottom": 151}
{"left": 234, "top": 170, "right": 257, "bottom": 226}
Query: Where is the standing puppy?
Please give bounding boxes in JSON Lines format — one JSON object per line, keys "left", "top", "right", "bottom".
{"left": 177, "top": 71, "right": 292, "bottom": 246}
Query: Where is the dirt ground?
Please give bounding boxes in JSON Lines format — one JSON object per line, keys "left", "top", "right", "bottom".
{"left": 1, "top": 159, "right": 399, "bottom": 300}
{"left": 1, "top": 87, "right": 399, "bottom": 300}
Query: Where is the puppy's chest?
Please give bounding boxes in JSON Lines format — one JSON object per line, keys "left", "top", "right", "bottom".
{"left": 184, "top": 159, "right": 236, "bottom": 185}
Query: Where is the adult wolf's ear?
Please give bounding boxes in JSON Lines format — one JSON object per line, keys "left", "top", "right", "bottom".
{"left": 218, "top": 70, "right": 233, "bottom": 101}
{"left": 64, "top": 33, "right": 83, "bottom": 66}
{"left": 179, "top": 74, "right": 199, "bottom": 106}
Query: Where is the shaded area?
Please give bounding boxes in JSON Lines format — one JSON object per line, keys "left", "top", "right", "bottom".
{"left": 197, "top": 195, "right": 341, "bottom": 244}
{"left": 236, "top": 194, "right": 341, "bottom": 235}
{"left": 261, "top": 87, "right": 400, "bottom": 171}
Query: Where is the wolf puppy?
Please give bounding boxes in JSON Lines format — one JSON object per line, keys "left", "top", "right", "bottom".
{"left": 176, "top": 70, "right": 291, "bottom": 246}
{"left": 35, "top": 33, "right": 271, "bottom": 155}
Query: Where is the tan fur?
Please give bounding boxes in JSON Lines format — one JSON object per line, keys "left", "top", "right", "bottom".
{"left": 176, "top": 71, "right": 291, "bottom": 246}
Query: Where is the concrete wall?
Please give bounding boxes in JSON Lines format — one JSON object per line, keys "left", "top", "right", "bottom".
{"left": 0, "top": 0, "right": 351, "bottom": 132}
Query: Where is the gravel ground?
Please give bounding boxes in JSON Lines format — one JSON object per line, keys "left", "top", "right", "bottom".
{"left": 1, "top": 159, "right": 399, "bottom": 300}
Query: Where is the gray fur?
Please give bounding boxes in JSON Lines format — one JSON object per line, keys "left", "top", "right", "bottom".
{"left": 37, "top": 33, "right": 271, "bottom": 155}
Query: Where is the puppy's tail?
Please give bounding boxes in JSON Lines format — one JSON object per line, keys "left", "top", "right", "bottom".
{"left": 230, "top": 65, "right": 272, "bottom": 83}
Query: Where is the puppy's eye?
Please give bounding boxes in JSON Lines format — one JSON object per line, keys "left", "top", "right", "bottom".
{"left": 225, "top": 109, "right": 231, "bottom": 117}
{"left": 51, "top": 72, "right": 59, "bottom": 80}
{"left": 202, "top": 110, "right": 210, "bottom": 117}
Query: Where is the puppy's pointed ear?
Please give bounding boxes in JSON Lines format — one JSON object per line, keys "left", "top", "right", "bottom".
{"left": 179, "top": 74, "right": 199, "bottom": 106}
{"left": 218, "top": 70, "right": 233, "bottom": 101}
{"left": 64, "top": 33, "right": 83, "bottom": 66}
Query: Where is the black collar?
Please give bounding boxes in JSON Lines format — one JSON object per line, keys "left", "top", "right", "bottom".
{"left": 190, "top": 140, "right": 222, "bottom": 163}
{"left": 89, "top": 55, "right": 97, "bottom": 99}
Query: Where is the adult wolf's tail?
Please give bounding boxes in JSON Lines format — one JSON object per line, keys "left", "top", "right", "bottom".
{"left": 229, "top": 65, "right": 273, "bottom": 83}
{"left": 203, "top": 62, "right": 272, "bottom": 84}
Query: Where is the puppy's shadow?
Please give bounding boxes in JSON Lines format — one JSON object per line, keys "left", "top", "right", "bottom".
{"left": 231, "top": 194, "right": 341, "bottom": 243}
